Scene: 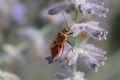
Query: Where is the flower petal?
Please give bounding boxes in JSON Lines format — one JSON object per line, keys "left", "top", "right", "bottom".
{"left": 48, "top": 3, "right": 68, "bottom": 15}
{"left": 71, "top": 22, "right": 108, "bottom": 40}
{"left": 67, "top": 49, "right": 79, "bottom": 65}
{"left": 70, "top": 24, "right": 85, "bottom": 37}
{"left": 47, "top": 2, "right": 71, "bottom": 15}
{"left": 79, "top": 2, "right": 108, "bottom": 17}
{"left": 80, "top": 22, "right": 108, "bottom": 40}
{"left": 56, "top": 65, "right": 86, "bottom": 80}
{"left": 78, "top": 44, "right": 107, "bottom": 72}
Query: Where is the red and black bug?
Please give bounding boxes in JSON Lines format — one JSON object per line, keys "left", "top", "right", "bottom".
{"left": 45, "top": 12, "right": 72, "bottom": 64}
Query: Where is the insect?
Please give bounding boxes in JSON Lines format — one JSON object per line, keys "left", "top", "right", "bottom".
{"left": 45, "top": 12, "right": 73, "bottom": 64}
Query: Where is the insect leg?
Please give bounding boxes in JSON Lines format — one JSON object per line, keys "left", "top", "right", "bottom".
{"left": 68, "top": 32, "right": 73, "bottom": 35}
{"left": 66, "top": 40, "right": 72, "bottom": 46}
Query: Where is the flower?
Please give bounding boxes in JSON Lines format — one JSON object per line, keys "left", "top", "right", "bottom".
{"left": 40, "top": 7, "right": 73, "bottom": 25}
{"left": 66, "top": 48, "right": 79, "bottom": 65}
{"left": 40, "top": 1, "right": 75, "bottom": 25}
{"left": 64, "top": 71, "right": 85, "bottom": 80}
{"left": 0, "top": 70, "right": 20, "bottom": 80}
{"left": 78, "top": 2, "right": 108, "bottom": 17}
{"left": 62, "top": 43, "right": 107, "bottom": 72}
{"left": 64, "top": 47, "right": 83, "bottom": 66}
{"left": 56, "top": 65, "right": 86, "bottom": 80}
{"left": 70, "top": 23, "right": 85, "bottom": 37}
{"left": 11, "top": 1, "right": 27, "bottom": 25}
{"left": 47, "top": 2, "right": 70, "bottom": 15}
{"left": 78, "top": 44, "right": 107, "bottom": 72}
{"left": 56, "top": 65, "right": 72, "bottom": 79}
{"left": 71, "top": 21, "right": 108, "bottom": 40}
{"left": 81, "top": 21, "right": 108, "bottom": 40}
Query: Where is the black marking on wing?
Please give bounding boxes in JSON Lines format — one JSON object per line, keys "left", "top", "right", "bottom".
{"left": 58, "top": 44, "right": 62, "bottom": 48}
{"left": 51, "top": 44, "right": 59, "bottom": 58}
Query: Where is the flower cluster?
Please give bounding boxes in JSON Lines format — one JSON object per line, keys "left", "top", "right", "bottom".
{"left": 56, "top": 65, "right": 85, "bottom": 80}
{"left": 45, "top": 0, "right": 108, "bottom": 79}
{"left": 68, "top": 44, "right": 107, "bottom": 72}
{"left": 78, "top": 2, "right": 108, "bottom": 17}
{"left": 71, "top": 21, "right": 108, "bottom": 40}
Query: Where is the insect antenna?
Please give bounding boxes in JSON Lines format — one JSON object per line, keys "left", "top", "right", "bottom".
{"left": 61, "top": 12, "right": 69, "bottom": 30}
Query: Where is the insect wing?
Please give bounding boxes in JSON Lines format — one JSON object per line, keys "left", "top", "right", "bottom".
{"left": 55, "top": 42, "right": 72, "bottom": 63}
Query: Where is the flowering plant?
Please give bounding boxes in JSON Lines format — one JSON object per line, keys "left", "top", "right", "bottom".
{"left": 44, "top": 0, "right": 108, "bottom": 80}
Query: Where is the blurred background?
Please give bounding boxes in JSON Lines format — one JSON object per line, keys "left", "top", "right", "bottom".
{"left": 0, "top": 0, "right": 120, "bottom": 80}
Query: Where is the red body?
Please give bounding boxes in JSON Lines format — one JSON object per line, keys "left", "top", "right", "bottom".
{"left": 50, "top": 31, "right": 67, "bottom": 60}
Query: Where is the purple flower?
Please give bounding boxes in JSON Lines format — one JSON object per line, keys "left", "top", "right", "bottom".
{"left": 78, "top": 2, "right": 108, "bottom": 17}
{"left": 66, "top": 48, "right": 79, "bottom": 65}
{"left": 71, "top": 21, "right": 108, "bottom": 40}
{"left": 48, "top": 2, "right": 69, "bottom": 15}
{"left": 81, "top": 21, "right": 108, "bottom": 40}
{"left": 56, "top": 65, "right": 86, "bottom": 80}
{"left": 79, "top": 44, "right": 107, "bottom": 72}
{"left": 63, "top": 43, "right": 107, "bottom": 72}
{"left": 70, "top": 23, "right": 85, "bottom": 37}
{"left": 41, "top": 8, "right": 73, "bottom": 25}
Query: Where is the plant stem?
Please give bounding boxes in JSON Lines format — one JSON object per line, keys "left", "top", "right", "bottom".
{"left": 71, "top": 36, "right": 78, "bottom": 80}
{"left": 71, "top": 9, "right": 80, "bottom": 80}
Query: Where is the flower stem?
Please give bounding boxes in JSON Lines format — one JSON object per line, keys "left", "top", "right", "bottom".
{"left": 71, "top": 9, "right": 80, "bottom": 80}
{"left": 71, "top": 36, "right": 78, "bottom": 80}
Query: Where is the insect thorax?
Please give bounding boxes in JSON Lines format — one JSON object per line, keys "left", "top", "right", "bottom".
{"left": 57, "top": 32, "right": 67, "bottom": 43}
